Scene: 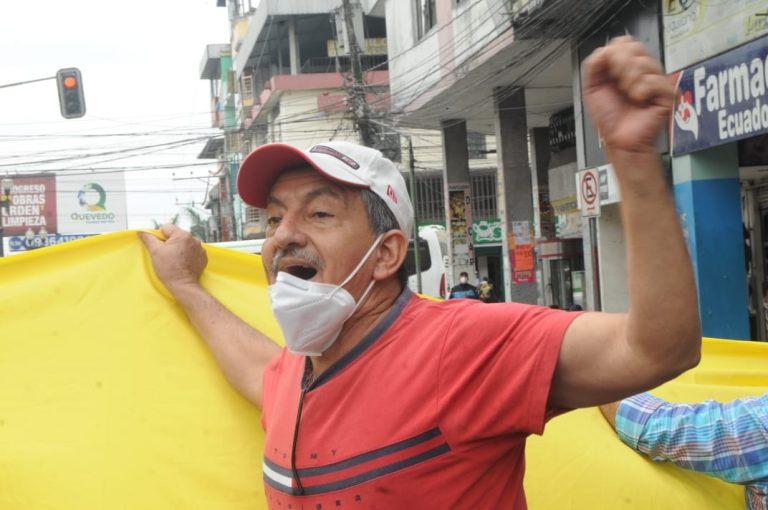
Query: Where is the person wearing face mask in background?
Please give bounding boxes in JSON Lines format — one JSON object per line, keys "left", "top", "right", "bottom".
{"left": 478, "top": 275, "right": 497, "bottom": 303}
{"left": 448, "top": 271, "right": 480, "bottom": 300}
{"left": 139, "top": 38, "right": 702, "bottom": 509}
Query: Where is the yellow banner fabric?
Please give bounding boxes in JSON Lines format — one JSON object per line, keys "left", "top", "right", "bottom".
{"left": 1, "top": 231, "right": 765, "bottom": 509}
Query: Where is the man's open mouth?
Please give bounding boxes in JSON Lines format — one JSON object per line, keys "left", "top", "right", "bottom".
{"left": 283, "top": 264, "right": 318, "bottom": 280}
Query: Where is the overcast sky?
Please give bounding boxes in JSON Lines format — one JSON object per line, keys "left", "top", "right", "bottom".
{"left": 0, "top": 1, "right": 230, "bottom": 230}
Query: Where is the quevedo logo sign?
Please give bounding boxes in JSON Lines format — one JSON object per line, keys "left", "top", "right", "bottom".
{"left": 72, "top": 182, "right": 115, "bottom": 222}
{"left": 671, "top": 36, "right": 768, "bottom": 155}
{"left": 57, "top": 174, "right": 127, "bottom": 234}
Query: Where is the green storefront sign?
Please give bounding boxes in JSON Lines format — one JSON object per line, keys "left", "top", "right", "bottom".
{"left": 473, "top": 218, "right": 502, "bottom": 245}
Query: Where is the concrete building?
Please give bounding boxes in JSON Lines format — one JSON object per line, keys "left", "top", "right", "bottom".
{"left": 196, "top": 0, "right": 767, "bottom": 343}
{"left": 199, "top": 0, "right": 391, "bottom": 240}
{"left": 384, "top": 0, "right": 760, "bottom": 334}
{"left": 570, "top": 0, "right": 768, "bottom": 341}
{"left": 385, "top": 0, "right": 624, "bottom": 306}
{"left": 199, "top": 1, "right": 503, "bottom": 251}
{"left": 659, "top": 0, "right": 768, "bottom": 341}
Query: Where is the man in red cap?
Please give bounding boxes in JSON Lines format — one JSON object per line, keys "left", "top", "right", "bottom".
{"left": 141, "top": 37, "right": 701, "bottom": 508}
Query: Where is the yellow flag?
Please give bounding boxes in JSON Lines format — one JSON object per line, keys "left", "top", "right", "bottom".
{"left": 526, "top": 341, "right": 768, "bottom": 508}
{"left": 2, "top": 231, "right": 765, "bottom": 509}
{"left": 0, "top": 231, "right": 280, "bottom": 509}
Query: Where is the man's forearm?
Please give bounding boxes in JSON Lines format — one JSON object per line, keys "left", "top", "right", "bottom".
{"left": 170, "top": 282, "right": 282, "bottom": 408}
{"left": 610, "top": 149, "right": 701, "bottom": 377}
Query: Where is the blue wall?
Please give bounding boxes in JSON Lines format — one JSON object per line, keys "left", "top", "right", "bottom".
{"left": 673, "top": 144, "right": 750, "bottom": 340}
{"left": 674, "top": 179, "right": 749, "bottom": 339}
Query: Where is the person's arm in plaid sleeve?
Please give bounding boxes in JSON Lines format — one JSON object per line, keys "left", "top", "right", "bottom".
{"left": 601, "top": 393, "right": 768, "bottom": 486}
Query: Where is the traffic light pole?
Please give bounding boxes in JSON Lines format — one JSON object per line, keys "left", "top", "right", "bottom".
{"left": 0, "top": 76, "right": 55, "bottom": 89}
{"left": 1, "top": 68, "right": 86, "bottom": 119}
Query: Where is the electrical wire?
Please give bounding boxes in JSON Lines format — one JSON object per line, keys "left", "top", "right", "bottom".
{"left": 0, "top": 0, "right": 635, "bottom": 215}
{"left": 232, "top": 0, "right": 600, "bottom": 131}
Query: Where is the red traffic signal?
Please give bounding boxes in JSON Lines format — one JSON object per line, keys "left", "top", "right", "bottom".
{"left": 56, "top": 68, "right": 86, "bottom": 119}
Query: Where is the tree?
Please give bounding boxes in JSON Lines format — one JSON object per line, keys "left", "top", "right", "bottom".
{"left": 182, "top": 207, "right": 208, "bottom": 242}
{"left": 149, "top": 208, "right": 208, "bottom": 241}
{"left": 151, "top": 213, "right": 179, "bottom": 229}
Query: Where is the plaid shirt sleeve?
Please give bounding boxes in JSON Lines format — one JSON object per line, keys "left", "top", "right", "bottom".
{"left": 615, "top": 392, "right": 768, "bottom": 509}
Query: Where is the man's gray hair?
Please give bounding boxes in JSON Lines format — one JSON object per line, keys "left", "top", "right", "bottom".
{"left": 360, "top": 189, "right": 408, "bottom": 287}
{"left": 360, "top": 189, "right": 400, "bottom": 234}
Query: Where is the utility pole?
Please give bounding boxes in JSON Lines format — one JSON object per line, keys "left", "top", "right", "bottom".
{"left": 408, "top": 136, "right": 422, "bottom": 293}
{"left": 341, "top": 0, "right": 376, "bottom": 147}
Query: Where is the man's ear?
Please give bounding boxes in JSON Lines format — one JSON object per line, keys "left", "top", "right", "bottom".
{"left": 372, "top": 230, "right": 408, "bottom": 281}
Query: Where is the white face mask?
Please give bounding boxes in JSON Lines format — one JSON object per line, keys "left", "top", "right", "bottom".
{"left": 268, "top": 234, "right": 384, "bottom": 356}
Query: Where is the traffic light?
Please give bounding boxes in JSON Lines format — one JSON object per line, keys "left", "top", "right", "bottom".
{"left": 56, "top": 68, "right": 86, "bottom": 119}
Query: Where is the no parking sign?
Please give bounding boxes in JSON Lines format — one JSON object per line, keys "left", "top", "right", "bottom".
{"left": 577, "top": 168, "right": 600, "bottom": 217}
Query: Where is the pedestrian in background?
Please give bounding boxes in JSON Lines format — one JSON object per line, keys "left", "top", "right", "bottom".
{"left": 478, "top": 275, "right": 497, "bottom": 303}
{"left": 449, "top": 271, "right": 480, "bottom": 299}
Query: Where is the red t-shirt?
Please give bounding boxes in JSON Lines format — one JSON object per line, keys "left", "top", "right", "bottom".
{"left": 261, "top": 289, "right": 576, "bottom": 509}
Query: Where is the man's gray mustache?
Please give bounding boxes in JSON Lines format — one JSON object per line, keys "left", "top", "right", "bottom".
{"left": 271, "top": 248, "right": 324, "bottom": 274}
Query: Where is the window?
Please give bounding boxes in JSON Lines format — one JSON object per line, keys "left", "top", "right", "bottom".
{"left": 471, "top": 173, "right": 497, "bottom": 219}
{"left": 240, "top": 75, "right": 254, "bottom": 103}
{"left": 467, "top": 132, "right": 487, "bottom": 159}
{"left": 412, "top": 174, "right": 445, "bottom": 225}
{"left": 404, "top": 238, "right": 432, "bottom": 276}
{"left": 245, "top": 206, "right": 261, "bottom": 223}
{"left": 411, "top": 172, "right": 498, "bottom": 224}
{"left": 416, "top": 0, "right": 437, "bottom": 39}
{"left": 233, "top": 0, "right": 254, "bottom": 17}
{"left": 548, "top": 107, "right": 576, "bottom": 153}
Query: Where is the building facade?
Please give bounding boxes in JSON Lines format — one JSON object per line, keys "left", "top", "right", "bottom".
{"left": 385, "top": 0, "right": 624, "bottom": 305}
{"left": 200, "top": 0, "right": 392, "bottom": 240}
{"left": 660, "top": 0, "right": 768, "bottom": 340}
{"left": 198, "top": 0, "right": 768, "bottom": 341}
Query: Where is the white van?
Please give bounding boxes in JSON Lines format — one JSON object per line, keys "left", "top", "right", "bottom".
{"left": 405, "top": 225, "right": 448, "bottom": 299}
{"left": 210, "top": 225, "right": 447, "bottom": 299}
{"left": 208, "top": 238, "right": 265, "bottom": 255}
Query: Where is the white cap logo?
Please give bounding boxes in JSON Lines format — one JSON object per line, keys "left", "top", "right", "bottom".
{"left": 309, "top": 145, "right": 360, "bottom": 169}
{"left": 386, "top": 184, "right": 398, "bottom": 204}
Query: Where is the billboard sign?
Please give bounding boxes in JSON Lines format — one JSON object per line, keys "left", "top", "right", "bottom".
{"left": 56, "top": 173, "right": 128, "bottom": 233}
{"left": 0, "top": 174, "right": 57, "bottom": 236}
{"left": 671, "top": 35, "right": 768, "bottom": 156}
{"left": 8, "top": 233, "right": 95, "bottom": 253}
{"left": 472, "top": 218, "right": 503, "bottom": 245}
{"left": 663, "top": 0, "right": 768, "bottom": 73}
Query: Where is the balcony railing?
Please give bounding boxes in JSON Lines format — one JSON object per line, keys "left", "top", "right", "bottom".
{"left": 299, "top": 55, "right": 388, "bottom": 74}
{"left": 237, "top": 55, "right": 389, "bottom": 122}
